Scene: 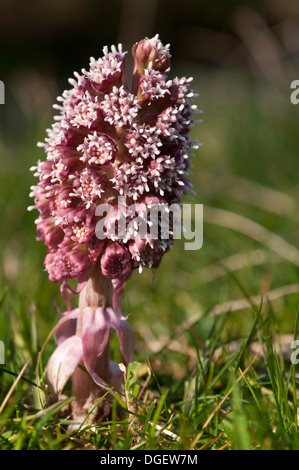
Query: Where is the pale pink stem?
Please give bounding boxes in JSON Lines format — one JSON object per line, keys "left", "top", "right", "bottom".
{"left": 71, "top": 261, "right": 114, "bottom": 425}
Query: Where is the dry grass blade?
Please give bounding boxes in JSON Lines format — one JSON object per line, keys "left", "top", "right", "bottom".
{"left": 208, "top": 283, "right": 299, "bottom": 318}
{"left": 232, "top": 7, "right": 292, "bottom": 83}
{"left": 185, "top": 283, "right": 299, "bottom": 332}
{"left": 149, "top": 421, "right": 180, "bottom": 441}
{"left": 227, "top": 177, "right": 297, "bottom": 219}
{"left": 196, "top": 249, "right": 281, "bottom": 285}
{"left": 0, "top": 359, "right": 30, "bottom": 414}
{"left": 151, "top": 283, "right": 299, "bottom": 354}
{"left": 198, "top": 171, "right": 297, "bottom": 218}
{"left": 198, "top": 433, "right": 224, "bottom": 450}
{"left": 190, "top": 346, "right": 264, "bottom": 449}
{"left": 203, "top": 206, "right": 299, "bottom": 267}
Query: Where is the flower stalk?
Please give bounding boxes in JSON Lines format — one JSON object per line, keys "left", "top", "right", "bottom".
{"left": 72, "top": 261, "right": 113, "bottom": 424}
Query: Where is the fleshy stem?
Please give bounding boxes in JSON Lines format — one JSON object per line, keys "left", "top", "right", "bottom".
{"left": 71, "top": 260, "right": 114, "bottom": 425}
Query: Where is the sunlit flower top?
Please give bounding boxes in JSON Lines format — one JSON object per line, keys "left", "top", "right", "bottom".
{"left": 29, "top": 35, "right": 199, "bottom": 290}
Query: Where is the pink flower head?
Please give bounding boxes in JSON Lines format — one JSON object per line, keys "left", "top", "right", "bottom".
{"left": 129, "top": 235, "right": 166, "bottom": 272}
{"left": 77, "top": 132, "right": 116, "bottom": 166}
{"left": 44, "top": 239, "right": 92, "bottom": 283}
{"left": 30, "top": 35, "right": 198, "bottom": 292}
{"left": 132, "top": 35, "right": 171, "bottom": 81}
{"left": 125, "top": 123, "right": 162, "bottom": 163}
{"left": 82, "top": 44, "right": 127, "bottom": 91}
{"left": 101, "top": 242, "right": 132, "bottom": 280}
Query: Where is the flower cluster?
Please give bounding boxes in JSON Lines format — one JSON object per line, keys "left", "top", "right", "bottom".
{"left": 29, "top": 35, "right": 199, "bottom": 289}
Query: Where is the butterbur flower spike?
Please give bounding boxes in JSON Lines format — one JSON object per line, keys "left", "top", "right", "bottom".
{"left": 30, "top": 35, "right": 199, "bottom": 424}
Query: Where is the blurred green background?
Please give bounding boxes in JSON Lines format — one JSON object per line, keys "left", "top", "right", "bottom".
{"left": 0, "top": 0, "right": 299, "bottom": 395}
